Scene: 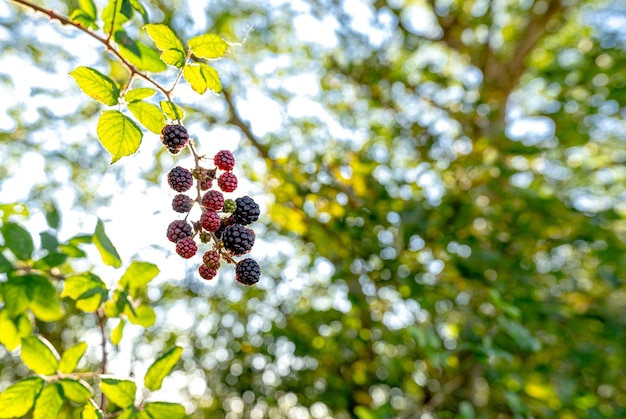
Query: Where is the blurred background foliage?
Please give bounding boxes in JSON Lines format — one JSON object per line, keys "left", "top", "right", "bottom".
{"left": 1, "top": 0, "right": 626, "bottom": 417}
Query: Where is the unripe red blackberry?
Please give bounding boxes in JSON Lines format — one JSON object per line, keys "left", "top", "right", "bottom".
{"left": 214, "top": 150, "right": 235, "bottom": 171}
{"left": 202, "top": 250, "right": 221, "bottom": 269}
{"left": 161, "top": 125, "right": 189, "bottom": 154}
{"left": 232, "top": 196, "right": 260, "bottom": 225}
{"left": 168, "top": 166, "right": 193, "bottom": 192}
{"left": 223, "top": 199, "right": 236, "bottom": 213}
{"left": 172, "top": 194, "right": 193, "bottom": 213}
{"left": 199, "top": 265, "right": 217, "bottom": 280}
{"left": 200, "top": 210, "right": 221, "bottom": 232}
{"left": 202, "top": 190, "right": 224, "bottom": 211}
{"left": 218, "top": 172, "right": 238, "bottom": 193}
{"left": 222, "top": 224, "right": 255, "bottom": 256}
{"left": 176, "top": 237, "right": 197, "bottom": 258}
{"left": 235, "top": 258, "right": 261, "bottom": 286}
{"left": 200, "top": 178, "right": 212, "bottom": 191}
{"left": 167, "top": 220, "right": 193, "bottom": 243}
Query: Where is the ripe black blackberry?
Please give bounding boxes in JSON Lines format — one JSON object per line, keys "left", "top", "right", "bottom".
{"left": 235, "top": 258, "right": 261, "bottom": 286}
{"left": 167, "top": 220, "right": 193, "bottom": 243}
{"left": 232, "top": 196, "right": 260, "bottom": 225}
{"left": 222, "top": 224, "right": 255, "bottom": 256}
{"left": 199, "top": 265, "right": 217, "bottom": 280}
{"left": 172, "top": 194, "right": 193, "bottom": 213}
{"left": 176, "top": 237, "right": 197, "bottom": 258}
{"left": 218, "top": 172, "right": 238, "bottom": 193}
{"left": 168, "top": 166, "right": 193, "bottom": 192}
{"left": 214, "top": 150, "right": 235, "bottom": 171}
{"left": 201, "top": 190, "right": 224, "bottom": 211}
{"left": 161, "top": 125, "right": 189, "bottom": 154}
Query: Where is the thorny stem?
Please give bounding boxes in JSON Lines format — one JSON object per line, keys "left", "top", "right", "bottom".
{"left": 10, "top": 0, "right": 174, "bottom": 103}
{"left": 168, "top": 49, "right": 193, "bottom": 95}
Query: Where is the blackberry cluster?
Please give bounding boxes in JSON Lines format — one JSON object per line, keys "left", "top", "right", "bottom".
{"left": 162, "top": 123, "right": 261, "bottom": 285}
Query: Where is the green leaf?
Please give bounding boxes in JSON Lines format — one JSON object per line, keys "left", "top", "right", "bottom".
{"left": 59, "top": 244, "right": 87, "bottom": 258}
{"left": 102, "top": 0, "right": 132, "bottom": 33}
{"left": 144, "top": 402, "right": 186, "bottom": 419}
{"left": 129, "top": 0, "right": 149, "bottom": 24}
{"left": 119, "top": 261, "right": 160, "bottom": 289}
{"left": 21, "top": 335, "right": 60, "bottom": 375}
{"left": 183, "top": 64, "right": 207, "bottom": 94}
{"left": 200, "top": 64, "right": 221, "bottom": 94}
{"left": 96, "top": 110, "right": 143, "bottom": 164}
{"left": 0, "top": 252, "right": 12, "bottom": 273}
{"left": 2, "top": 222, "right": 34, "bottom": 260}
{"left": 59, "top": 342, "right": 88, "bottom": 373}
{"left": 188, "top": 34, "right": 228, "bottom": 59}
{"left": 34, "top": 383, "right": 64, "bottom": 419}
{"left": 144, "top": 346, "right": 183, "bottom": 391}
{"left": 69, "top": 67, "right": 120, "bottom": 106}
{"left": 45, "top": 202, "right": 60, "bottom": 229}
{"left": 94, "top": 218, "right": 122, "bottom": 268}
{"left": 40, "top": 231, "right": 58, "bottom": 253}
{"left": 117, "top": 408, "right": 138, "bottom": 419}
{"left": 61, "top": 273, "right": 108, "bottom": 312}
{"left": 111, "top": 319, "right": 125, "bottom": 345}
{"left": 29, "top": 275, "right": 64, "bottom": 322}
{"left": 125, "top": 304, "right": 155, "bottom": 327}
{"left": 81, "top": 400, "right": 105, "bottom": 419}
{"left": 60, "top": 379, "right": 92, "bottom": 405}
{"left": 70, "top": 9, "right": 97, "bottom": 30}
{"left": 143, "top": 24, "right": 184, "bottom": 52}
{"left": 34, "top": 253, "right": 68, "bottom": 269}
{"left": 116, "top": 32, "right": 167, "bottom": 73}
{"left": 160, "top": 101, "right": 184, "bottom": 120}
{"left": 125, "top": 88, "right": 157, "bottom": 103}
{"left": 0, "top": 311, "right": 22, "bottom": 350}
{"left": 0, "top": 203, "right": 28, "bottom": 223}
{"left": 78, "top": 0, "right": 97, "bottom": 20}
{"left": 159, "top": 48, "right": 186, "bottom": 68}
{"left": 3, "top": 279, "right": 29, "bottom": 316}
{"left": 0, "top": 377, "right": 44, "bottom": 418}
{"left": 128, "top": 102, "right": 165, "bottom": 134}
{"left": 100, "top": 378, "right": 136, "bottom": 409}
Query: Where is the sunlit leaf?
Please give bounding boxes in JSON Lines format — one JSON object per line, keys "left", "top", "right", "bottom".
{"left": 69, "top": 67, "right": 120, "bottom": 106}
{"left": 0, "top": 377, "right": 44, "bottom": 418}
{"left": 160, "top": 48, "right": 186, "bottom": 68}
{"left": 102, "top": 0, "right": 132, "bottom": 33}
{"left": 2, "top": 222, "right": 34, "bottom": 260}
{"left": 20, "top": 335, "right": 60, "bottom": 375}
{"left": 59, "top": 342, "right": 88, "bottom": 373}
{"left": 96, "top": 110, "right": 142, "bottom": 164}
{"left": 124, "top": 88, "right": 157, "bottom": 103}
{"left": 81, "top": 400, "right": 105, "bottom": 419}
{"left": 143, "top": 402, "right": 186, "bottom": 419}
{"left": 188, "top": 34, "right": 227, "bottom": 59}
{"left": 61, "top": 273, "right": 108, "bottom": 312}
{"left": 111, "top": 319, "right": 124, "bottom": 345}
{"left": 116, "top": 31, "right": 167, "bottom": 73}
{"left": 144, "top": 346, "right": 182, "bottom": 391}
{"left": 160, "top": 101, "right": 184, "bottom": 120}
{"left": 129, "top": 0, "right": 148, "bottom": 24}
{"left": 183, "top": 64, "right": 207, "bottom": 94}
{"left": 100, "top": 378, "right": 136, "bottom": 409}
{"left": 60, "top": 379, "right": 92, "bottom": 405}
{"left": 200, "top": 63, "right": 221, "bottom": 94}
{"left": 28, "top": 275, "right": 64, "bottom": 322}
{"left": 78, "top": 0, "right": 97, "bottom": 20}
{"left": 33, "top": 253, "right": 68, "bottom": 269}
{"left": 143, "top": 24, "right": 184, "bottom": 52}
{"left": 119, "top": 261, "right": 160, "bottom": 289}
{"left": 33, "top": 383, "right": 64, "bottom": 419}
{"left": 124, "top": 304, "right": 155, "bottom": 327}
{"left": 128, "top": 102, "right": 165, "bottom": 134}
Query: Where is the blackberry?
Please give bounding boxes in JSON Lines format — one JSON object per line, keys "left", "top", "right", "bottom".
{"left": 167, "top": 220, "right": 193, "bottom": 243}
{"left": 199, "top": 265, "right": 217, "bottom": 280}
{"left": 218, "top": 172, "right": 238, "bottom": 193}
{"left": 214, "top": 150, "right": 235, "bottom": 171}
{"left": 223, "top": 199, "right": 236, "bottom": 213}
{"left": 222, "top": 224, "right": 255, "bottom": 256}
{"left": 161, "top": 125, "right": 189, "bottom": 154}
{"left": 172, "top": 194, "right": 193, "bottom": 213}
{"left": 200, "top": 178, "right": 212, "bottom": 191}
{"left": 176, "top": 237, "right": 197, "bottom": 258}
{"left": 200, "top": 210, "right": 221, "bottom": 232}
{"left": 168, "top": 166, "right": 193, "bottom": 193}
{"left": 232, "top": 196, "right": 260, "bottom": 225}
{"left": 199, "top": 231, "right": 212, "bottom": 244}
{"left": 202, "top": 190, "right": 224, "bottom": 211}
{"left": 235, "top": 258, "right": 261, "bottom": 286}
{"left": 202, "top": 250, "right": 221, "bottom": 269}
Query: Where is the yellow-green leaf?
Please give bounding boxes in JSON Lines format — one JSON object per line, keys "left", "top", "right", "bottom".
{"left": 116, "top": 31, "right": 166, "bottom": 73}
{"left": 60, "top": 379, "right": 93, "bottom": 405}
{"left": 143, "top": 24, "right": 184, "bottom": 52}
{"left": 160, "top": 101, "right": 184, "bottom": 120}
{"left": 69, "top": 67, "right": 120, "bottom": 106}
{"left": 78, "top": 0, "right": 97, "bottom": 20}
{"left": 0, "top": 377, "right": 44, "bottom": 418}
{"left": 61, "top": 273, "right": 107, "bottom": 312}
{"left": 0, "top": 312, "right": 20, "bottom": 351}
{"left": 34, "top": 383, "right": 64, "bottom": 419}
{"left": 125, "top": 304, "right": 155, "bottom": 327}
{"left": 81, "top": 400, "right": 104, "bottom": 419}
{"left": 29, "top": 274, "right": 64, "bottom": 322}
{"left": 117, "top": 408, "right": 138, "bottom": 419}
{"left": 144, "top": 346, "right": 183, "bottom": 391}
{"left": 183, "top": 64, "right": 207, "bottom": 94}
{"left": 20, "top": 335, "right": 60, "bottom": 375}
{"left": 111, "top": 319, "right": 124, "bottom": 345}
{"left": 96, "top": 110, "right": 143, "bottom": 164}
{"left": 59, "top": 342, "right": 88, "bottom": 373}
{"left": 100, "top": 378, "right": 136, "bottom": 409}
{"left": 188, "top": 34, "right": 227, "bottom": 59}
{"left": 160, "top": 48, "right": 186, "bottom": 67}
{"left": 119, "top": 261, "right": 160, "bottom": 289}
{"left": 128, "top": 102, "right": 165, "bottom": 134}
{"left": 125, "top": 88, "right": 157, "bottom": 103}
{"left": 200, "top": 64, "right": 221, "bottom": 94}
{"left": 144, "top": 402, "right": 186, "bottom": 419}
{"left": 94, "top": 218, "right": 122, "bottom": 268}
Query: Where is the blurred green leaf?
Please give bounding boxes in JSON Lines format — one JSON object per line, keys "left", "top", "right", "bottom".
{"left": 144, "top": 402, "right": 186, "bottom": 419}
{"left": 34, "top": 253, "right": 68, "bottom": 269}
{"left": 100, "top": 378, "right": 136, "bottom": 409}
{"left": 144, "top": 346, "right": 182, "bottom": 391}
{"left": 59, "top": 342, "right": 88, "bottom": 373}
{"left": 2, "top": 222, "right": 34, "bottom": 260}
{"left": 61, "top": 273, "right": 108, "bottom": 312}
{"left": 33, "top": 383, "right": 64, "bottom": 419}
{"left": 111, "top": 319, "right": 124, "bottom": 345}
{"left": 81, "top": 400, "right": 105, "bottom": 419}
{"left": 60, "top": 379, "right": 92, "bottom": 405}
{"left": 20, "top": 335, "right": 60, "bottom": 375}
{"left": 0, "top": 377, "right": 44, "bottom": 418}
{"left": 119, "top": 261, "right": 160, "bottom": 289}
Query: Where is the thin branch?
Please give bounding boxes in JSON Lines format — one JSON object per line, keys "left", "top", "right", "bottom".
{"left": 106, "top": 0, "right": 119, "bottom": 43}
{"left": 97, "top": 308, "right": 107, "bottom": 410}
